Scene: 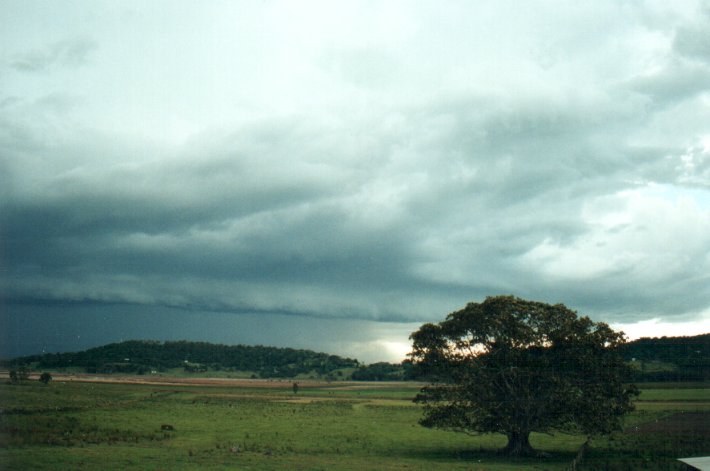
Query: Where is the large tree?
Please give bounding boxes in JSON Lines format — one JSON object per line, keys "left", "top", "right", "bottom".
{"left": 409, "top": 295, "right": 638, "bottom": 457}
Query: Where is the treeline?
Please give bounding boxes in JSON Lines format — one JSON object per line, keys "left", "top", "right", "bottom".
{"left": 351, "top": 361, "right": 414, "bottom": 381}
{"left": 1, "top": 340, "right": 359, "bottom": 379}
{"left": 619, "top": 333, "right": 710, "bottom": 382}
{"left": 352, "top": 334, "right": 710, "bottom": 382}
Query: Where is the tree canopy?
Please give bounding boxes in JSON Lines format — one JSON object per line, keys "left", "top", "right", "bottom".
{"left": 409, "top": 295, "right": 638, "bottom": 456}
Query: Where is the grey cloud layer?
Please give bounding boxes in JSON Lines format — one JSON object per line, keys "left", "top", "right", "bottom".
{"left": 1, "top": 1, "right": 709, "bottom": 330}
{"left": 10, "top": 38, "right": 97, "bottom": 73}
{"left": 4, "top": 99, "right": 708, "bottom": 323}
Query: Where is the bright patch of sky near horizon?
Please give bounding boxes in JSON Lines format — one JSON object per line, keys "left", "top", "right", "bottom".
{"left": 1, "top": 1, "right": 709, "bottom": 361}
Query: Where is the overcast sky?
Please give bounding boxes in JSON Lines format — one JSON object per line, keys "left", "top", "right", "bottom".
{"left": 1, "top": 1, "right": 709, "bottom": 362}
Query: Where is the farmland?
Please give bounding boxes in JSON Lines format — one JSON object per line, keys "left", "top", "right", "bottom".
{"left": 1, "top": 374, "right": 708, "bottom": 470}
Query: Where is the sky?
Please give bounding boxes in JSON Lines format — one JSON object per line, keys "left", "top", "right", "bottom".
{"left": 1, "top": 0, "right": 709, "bottom": 363}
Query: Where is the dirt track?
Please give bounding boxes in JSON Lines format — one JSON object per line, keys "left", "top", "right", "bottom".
{"left": 27, "top": 372, "right": 334, "bottom": 389}
{"left": 24, "top": 372, "right": 417, "bottom": 389}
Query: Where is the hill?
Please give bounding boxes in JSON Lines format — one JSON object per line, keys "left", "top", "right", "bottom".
{"left": 619, "top": 333, "right": 710, "bottom": 382}
{"left": 1, "top": 340, "right": 359, "bottom": 379}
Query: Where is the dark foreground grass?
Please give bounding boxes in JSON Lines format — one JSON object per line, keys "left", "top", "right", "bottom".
{"left": 0, "top": 379, "right": 585, "bottom": 470}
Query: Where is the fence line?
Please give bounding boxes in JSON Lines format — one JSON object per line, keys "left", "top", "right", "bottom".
{"left": 565, "top": 438, "right": 590, "bottom": 471}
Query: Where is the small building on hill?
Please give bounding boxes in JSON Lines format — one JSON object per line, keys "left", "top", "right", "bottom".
{"left": 679, "top": 457, "right": 710, "bottom": 470}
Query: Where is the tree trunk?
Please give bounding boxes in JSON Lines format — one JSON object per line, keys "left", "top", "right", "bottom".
{"left": 502, "top": 430, "right": 535, "bottom": 456}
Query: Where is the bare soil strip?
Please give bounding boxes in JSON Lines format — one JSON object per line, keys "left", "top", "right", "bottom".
{"left": 27, "top": 372, "right": 423, "bottom": 391}
{"left": 627, "top": 411, "right": 710, "bottom": 435}
{"left": 43, "top": 373, "right": 334, "bottom": 389}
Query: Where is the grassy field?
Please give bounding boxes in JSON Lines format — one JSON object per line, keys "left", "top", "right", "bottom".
{"left": 0, "top": 375, "right": 708, "bottom": 470}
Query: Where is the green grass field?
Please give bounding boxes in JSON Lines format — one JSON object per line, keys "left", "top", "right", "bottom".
{"left": 1, "top": 376, "right": 708, "bottom": 470}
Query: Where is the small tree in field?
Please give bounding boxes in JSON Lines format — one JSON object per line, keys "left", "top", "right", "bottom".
{"left": 39, "top": 372, "right": 52, "bottom": 385}
{"left": 409, "top": 295, "right": 638, "bottom": 457}
{"left": 8, "top": 366, "right": 30, "bottom": 384}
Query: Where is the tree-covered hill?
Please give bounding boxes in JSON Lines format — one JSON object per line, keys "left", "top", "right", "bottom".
{"left": 619, "top": 333, "right": 710, "bottom": 382}
{"left": 1, "top": 340, "right": 359, "bottom": 379}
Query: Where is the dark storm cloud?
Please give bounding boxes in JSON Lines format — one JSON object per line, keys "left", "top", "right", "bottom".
{"left": 3, "top": 90, "right": 708, "bottom": 326}
{"left": 1, "top": 112, "right": 447, "bottom": 321}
